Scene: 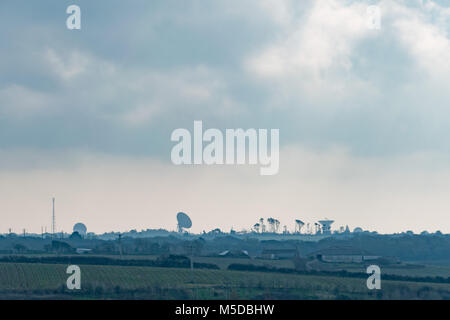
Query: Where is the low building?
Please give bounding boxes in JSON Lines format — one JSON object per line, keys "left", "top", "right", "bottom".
{"left": 217, "top": 250, "right": 250, "bottom": 259}
{"left": 76, "top": 248, "right": 92, "bottom": 254}
{"left": 261, "top": 248, "right": 298, "bottom": 260}
{"left": 310, "top": 246, "right": 380, "bottom": 263}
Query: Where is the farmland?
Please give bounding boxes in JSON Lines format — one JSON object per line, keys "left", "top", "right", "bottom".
{"left": 1, "top": 233, "right": 450, "bottom": 299}
{"left": 7, "top": 253, "right": 450, "bottom": 276}
{"left": 3, "top": 253, "right": 450, "bottom": 278}
{"left": 0, "top": 262, "right": 449, "bottom": 300}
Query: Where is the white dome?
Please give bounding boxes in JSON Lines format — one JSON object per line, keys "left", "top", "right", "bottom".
{"left": 353, "top": 227, "right": 363, "bottom": 233}
{"left": 73, "top": 223, "right": 87, "bottom": 236}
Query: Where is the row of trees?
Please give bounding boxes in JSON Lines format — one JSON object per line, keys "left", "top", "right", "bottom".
{"left": 253, "top": 218, "right": 281, "bottom": 233}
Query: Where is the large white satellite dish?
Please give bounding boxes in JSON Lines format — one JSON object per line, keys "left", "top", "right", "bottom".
{"left": 177, "top": 212, "right": 192, "bottom": 233}
{"left": 73, "top": 222, "right": 87, "bottom": 237}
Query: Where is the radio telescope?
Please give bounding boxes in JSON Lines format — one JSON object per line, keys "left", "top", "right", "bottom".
{"left": 73, "top": 223, "right": 87, "bottom": 237}
{"left": 177, "top": 212, "right": 192, "bottom": 233}
{"left": 295, "top": 220, "right": 305, "bottom": 234}
{"left": 318, "top": 219, "right": 334, "bottom": 235}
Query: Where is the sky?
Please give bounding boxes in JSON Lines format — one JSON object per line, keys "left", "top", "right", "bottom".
{"left": 1, "top": 0, "right": 450, "bottom": 234}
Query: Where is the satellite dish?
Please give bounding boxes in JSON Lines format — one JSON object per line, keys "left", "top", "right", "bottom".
{"left": 177, "top": 212, "right": 192, "bottom": 233}
{"left": 295, "top": 219, "right": 305, "bottom": 233}
{"left": 73, "top": 223, "right": 87, "bottom": 237}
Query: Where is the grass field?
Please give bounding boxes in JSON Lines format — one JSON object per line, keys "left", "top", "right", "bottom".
{"left": 0, "top": 253, "right": 295, "bottom": 270}
{"left": 303, "top": 261, "right": 450, "bottom": 278}
{"left": 4, "top": 253, "right": 450, "bottom": 278}
{"left": 0, "top": 262, "right": 449, "bottom": 299}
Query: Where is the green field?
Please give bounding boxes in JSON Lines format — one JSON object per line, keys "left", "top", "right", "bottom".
{"left": 4, "top": 253, "right": 450, "bottom": 278}
{"left": 9, "top": 253, "right": 450, "bottom": 276}
{"left": 0, "top": 262, "right": 449, "bottom": 299}
{"left": 196, "top": 257, "right": 450, "bottom": 278}
{"left": 302, "top": 261, "right": 450, "bottom": 278}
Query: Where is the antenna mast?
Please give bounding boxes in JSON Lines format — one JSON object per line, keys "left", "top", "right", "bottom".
{"left": 52, "top": 197, "right": 56, "bottom": 237}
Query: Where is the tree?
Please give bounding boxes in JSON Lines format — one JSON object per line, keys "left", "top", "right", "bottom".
{"left": 267, "top": 218, "right": 275, "bottom": 233}
{"left": 69, "top": 231, "right": 82, "bottom": 240}
{"left": 183, "top": 240, "right": 204, "bottom": 257}
{"left": 46, "top": 240, "right": 74, "bottom": 254}
{"left": 274, "top": 219, "right": 280, "bottom": 233}
{"left": 259, "top": 218, "right": 265, "bottom": 233}
{"left": 13, "top": 243, "right": 27, "bottom": 254}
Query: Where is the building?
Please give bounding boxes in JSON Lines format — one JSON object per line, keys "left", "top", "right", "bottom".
{"left": 310, "top": 246, "right": 380, "bottom": 263}
{"left": 76, "top": 248, "right": 92, "bottom": 254}
{"left": 261, "top": 248, "right": 298, "bottom": 260}
{"left": 318, "top": 220, "right": 334, "bottom": 235}
{"left": 218, "top": 250, "right": 250, "bottom": 258}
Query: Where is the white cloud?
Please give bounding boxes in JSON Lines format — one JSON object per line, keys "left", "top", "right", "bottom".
{"left": 257, "top": 0, "right": 295, "bottom": 25}
{"left": 0, "top": 84, "right": 52, "bottom": 117}
{"left": 23, "top": 47, "right": 242, "bottom": 126}
{"left": 113, "top": 66, "right": 242, "bottom": 126}
{"left": 120, "top": 103, "right": 161, "bottom": 126}
{"left": 246, "top": 0, "right": 377, "bottom": 102}
{"left": 388, "top": 1, "right": 450, "bottom": 79}
{"left": 44, "top": 48, "right": 92, "bottom": 80}
{"left": 246, "top": 0, "right": 450, "bottom": 105}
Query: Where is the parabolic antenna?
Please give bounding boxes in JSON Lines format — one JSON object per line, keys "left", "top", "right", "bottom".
{"left": 73, "top": 223, "right": 87, "bottom": 237}
{"left": 177, "top": 212, "right": 192, "bottom": 233}
{"left": 295, "top": 219, "right": 305, "bottom": 233}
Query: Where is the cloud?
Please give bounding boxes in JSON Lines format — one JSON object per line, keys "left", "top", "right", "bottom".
{"left": 246, "top": 0, "right": 450, "bottom": 105}
{"left": 388, "top": 0, "right": 450, "bottom": 79}
{"left": 1, "top": 0, "right": 450, "bottom": 155}
{"left": 246, "top": 0, "right": 375, "bottom": 101}
{"left": 0, "top": 84, "right": 53, "bottom": 118}
{"left": 1, "top": 0, "right": 450, "bottom": 233}
{"left": 0, "top": 42, "right": 243, "bottom": 153}
{"left": 44, "top": 48, "right": 92, "bottom": 80}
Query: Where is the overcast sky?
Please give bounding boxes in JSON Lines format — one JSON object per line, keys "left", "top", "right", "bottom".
{"left": 1, "top": 0, "right": 450, "bottom": 234}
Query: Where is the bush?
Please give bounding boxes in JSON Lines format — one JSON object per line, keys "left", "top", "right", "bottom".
{"left": 226, "top": 263, "right": 450, "bottom": 284}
